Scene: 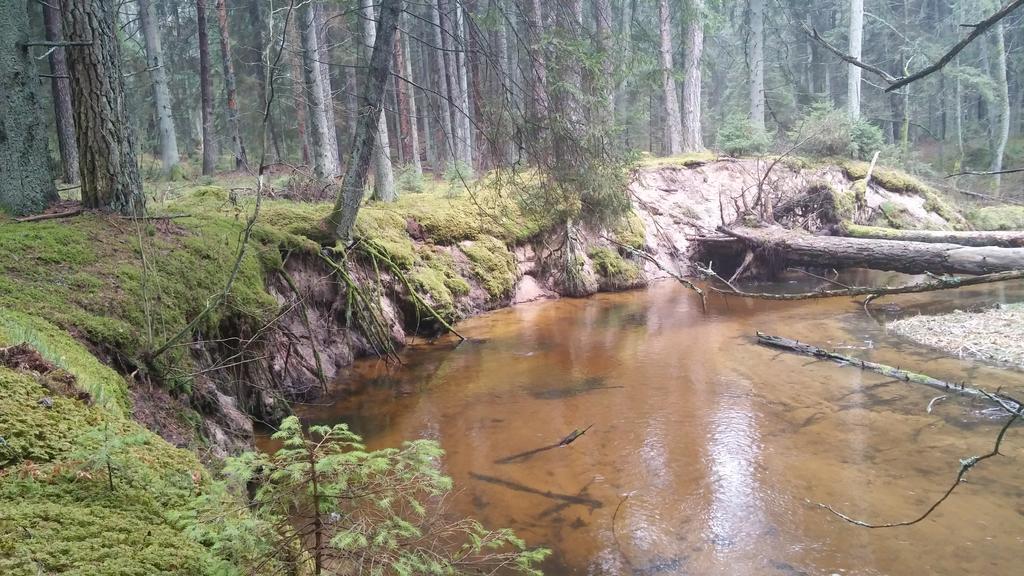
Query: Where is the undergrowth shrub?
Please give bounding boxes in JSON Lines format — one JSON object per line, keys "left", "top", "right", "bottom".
{"left": 717, "top": 114, "right": 772, "bottom": 156}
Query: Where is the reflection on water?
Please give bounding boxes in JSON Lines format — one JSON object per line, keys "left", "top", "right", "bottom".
{"left": 267, "top": 272, "right": 1024, "bottom": 575}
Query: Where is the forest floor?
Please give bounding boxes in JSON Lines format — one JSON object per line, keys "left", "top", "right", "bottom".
{"left": 889, "top": 303, "right": 1024, "bottom": 369}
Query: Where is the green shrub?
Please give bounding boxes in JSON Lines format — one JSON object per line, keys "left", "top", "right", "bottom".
{"left": 791, "top": 102, "right": 883, "bottom": 160}
{"left": 717, "top": 114, "right": 771, "bottom": 156}
{"left": 968, "top": 206, "right": 1024, "bottom": 231}
{"left": 397, "top": 165, "right": 425, "bottom": 194}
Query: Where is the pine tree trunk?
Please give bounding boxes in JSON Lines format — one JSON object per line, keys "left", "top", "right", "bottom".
{"left": 196, "top": 0, "right": 216, "bottom": 175}
{"left": 139, "top": 0, "right": 179, "bottom": 176}
{"left": 63, "top": 0, "right": 144, "bottom": 215}
{"left": 748, "top": 0, "right": 765, "bottom": 132}
{"left": 330, "top": 0, "right": 403, "bottom": 239}
{"left": 360, "top": 0, "right": 396, "bottom": 201}
{"left": 430, "top": 0, "right": 454, "bottom": 170}
{"left": 681, "top": 0, "right": 704, "bottom": 152}
{"left": 248, "top": 0, "right": 281, "bottom": 162}
{"left": 393, "top": 27, "right": 414, "bottom": 168}
{"left": 593, "top": 0, "right": 614, "bottom": 124}
{"left": 215, "top": 0, "right": 246, "bottom": 170}
{"left": 288, "top": 21, "right": 311, "bottom": 166}
{"left": 847, "top": 0, "right": 863, "bottom": 119}
{"left": 525, "top": 0, "right": 549, "bottom": 147}
{"left": 453, "top": 2, "right": 473, "bottom": 168}
{"left": 0, "top": 0, "right": 58, "bottom": 216}
{"left": 315, "top": 5, "right": 340, "bottom": 168}
{"left": 301, "top": 1, "right": 340, "bottom": 179}
{"left": 42, "top": 0, "right": 80, "bottom": 184}
{"left": 658, "top": 0, "right": 682, "bottom": 155}
{"left": 398, "top": 26, "right": 422, "bottom": 174}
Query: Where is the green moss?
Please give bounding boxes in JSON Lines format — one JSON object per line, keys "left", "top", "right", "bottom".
{"left": 355, "top": 209, "right": 417, "bottom": 269}
{"left": 0, "top": 310, "right": 129, "bottom": 415}
{"left": 876, "top": 200, "right": 913, "bottom": 229}
{"left": 635, "top": 150, "right": 717, "bottom": 169}
{"left": 831, "top": 187, "right": 857, "bottom": 222}
{"left": 840, "top": 223, "right": 904, "bottom": 239}
{"left": 588, "top": 247, "right": 642, "bottom": 291}
{"left": 0, "top": 366, "right": 229, "bottom": 575}
{"left": 968, "top": 206, "right": 1024, "bottom": 231}
{"left": 460, "top": 235, "right": 518, "bottom": 300}
{"left": 611, "top": 210, "right": 646, "bottom": 250}
{"left": 841, "top": 161, "right": 931, "bottom": 196}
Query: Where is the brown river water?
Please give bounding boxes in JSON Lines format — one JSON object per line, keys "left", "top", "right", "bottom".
{"left": 263, "top": 272, "right": 1024, "bottom": 575}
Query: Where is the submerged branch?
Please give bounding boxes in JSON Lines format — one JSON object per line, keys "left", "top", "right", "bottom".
{"left": 755, "top": 331, "right": 1022, "bottom": 413}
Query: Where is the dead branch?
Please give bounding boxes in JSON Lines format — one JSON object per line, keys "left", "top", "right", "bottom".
{"left": 469, "top": 473, "right": 603, "bottom": 508}
{"left": 946, "top": 167, "right": 1024, "bottom": 178}
{"left": 816, "top": 412, "right": 1018, "bottom": 528}
{"left": 800, "top": 0, "right": 1024, "bottom": 92}
{"left": 601, "top": 236, "right": 707, "bottom": 311}
{"left": 14, "top": 208, "right": 83, "bottom": 222}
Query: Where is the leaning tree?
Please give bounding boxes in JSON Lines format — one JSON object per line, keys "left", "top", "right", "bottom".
{"left": 0, "top": 0, "right": 58, "bottom": 217}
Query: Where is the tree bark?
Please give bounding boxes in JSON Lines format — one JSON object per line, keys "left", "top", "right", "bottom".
{"left": 42, "top": 0, "right": 80, "bottom": 184}
{"left": 315, "top": 5, "right": 340, "bottom": 166}
{"left": 247, "top": 0, "right": 281, "bottom": 162}
{"left": 301, "top": 1, "right": 340, "bottom": 179}
{"left": 681, "top": 0, "right": 704, "bottom": 151}
{"left": 393, "top": 26, "right": 414, "bottom": 171}
{"left": 288, "top": 21, "right": 311, "bottom": 166}
{"left": 196, "top": 0, "right": 216, "bottom": 175}
{"left": 748, "top": 0, "right": 766, "bottom": 132}
{"left": 592, "top": 0, "right": 614, "bottom": 125}
{"left": 215, "top": 0, "right": 247, "bottom": 170}
{"left": 838, "top": 223, "right": 1024, "bottom": 248}
{"left": 430, "top": 0, "right": 454, "bottom": 171}
{"left": 453, "top": 1, "right": 473, "bottom": 168}
{"left": 329, "top": 0, "right": 402, "bottom": 239}
{"left": 990, "top": 18, "right": 1010, "bottom": 190}
{"left": 847, "top": 0, "right": 863, "bottom": 119}
{"left": 722, "top": 226, "right": 1024, "bottom": 275}
{"left": 0, "top": 0, "right": 58, "bottom": 216}
{"left": 63, "top": 0, "right": 144, "bottom": 215}
{"left": 525, "top": 0, "right": 549, "bottom": 147}
{"left": 396, "top": 25, "right": 422, "bottom": 175}
{"left": 658, "top": 0, "right": 682, "bottom": 155}
{"left": 139, "top": 0, "right": 179, "bottom": 176}
{"left": 360, "top": 0, "right": 396, "bottom": 201}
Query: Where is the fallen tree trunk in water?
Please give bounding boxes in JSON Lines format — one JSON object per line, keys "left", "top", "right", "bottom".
{"left": 756, "top": 332, "right": 1023, "bottom": 413}
{"left": 720, "top": 225, "right": 1024, "bottom": 275}
{"left": 837, "top": 223, "right": 1024, "bottom": 248}
{"left": 704, "top": 269, "right": 1024, "bottom": 301}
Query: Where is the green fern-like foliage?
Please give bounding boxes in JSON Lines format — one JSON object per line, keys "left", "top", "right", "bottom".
{"left": 197, "top": 416, "right": 548, "bottom": 575}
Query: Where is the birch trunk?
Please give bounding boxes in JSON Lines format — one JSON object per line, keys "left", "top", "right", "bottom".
{"left": 215, "top": 0, "right": 247, "bottom": 170}
{"left": 748, "top": 0, "right": 766, "bottom": 132}
{"left": 0, "top": 0, "right": 58, "bottom": 215}
{"left": 658, "top": 0, "right": 683, "bottom": 155}
{"left": 360, "top": 0, "right": 396, "bottom": 201}
{"left": 990, "top": 19, "right": 1010, "bottom": 190}
{"left": 681, "top": 0, "right": 704, "bottom": 151}
{"left": 847, "top": 0, "right": 863, "bottom": 119}
{"left": 63, "top": 0, "right": 144, "bottom": 214}
{"left": 42, "top": 0, "right": 80, "bottom": 184}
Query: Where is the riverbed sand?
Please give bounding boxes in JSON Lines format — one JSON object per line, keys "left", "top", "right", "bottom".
{"left": 889, "top": 303, "right": 1024, "bottom": 368}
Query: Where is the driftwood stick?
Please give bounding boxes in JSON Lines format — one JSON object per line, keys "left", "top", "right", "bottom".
{"left": 756, "top": 332, "right": 1022, "bottom": 413}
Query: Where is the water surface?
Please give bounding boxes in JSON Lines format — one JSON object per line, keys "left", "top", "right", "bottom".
{"left": 280, "top": 273, "right": 1024, "bottom": 575}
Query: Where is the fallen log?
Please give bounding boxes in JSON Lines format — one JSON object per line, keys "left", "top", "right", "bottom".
{"left": 720, "top": 225, "right": 1024, "bottom": 275}
{"left": 704, "top": 269, "right": 1024, "bottom": 301}
{"left": 756, "top": 332, "right": 1022, "bottom": 413}
{"left": 14, "top": 208, "right": 83, "bottom": 223}
{"left": 837, "top": 223, "right": 1024, "bottom": 248}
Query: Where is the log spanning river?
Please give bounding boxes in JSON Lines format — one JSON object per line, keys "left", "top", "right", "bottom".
{"left": 267, "top": 272, "right": 1024, "bottom": 575}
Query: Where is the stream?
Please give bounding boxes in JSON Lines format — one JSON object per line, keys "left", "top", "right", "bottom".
{"left": 262, "top": 272, "right": 1024, "bottom": 575}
